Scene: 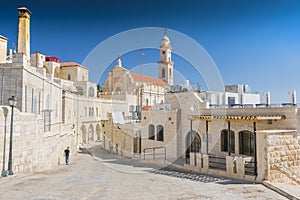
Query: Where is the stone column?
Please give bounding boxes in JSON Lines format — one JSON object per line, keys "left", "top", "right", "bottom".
{"left": 236, "top": 157, "right": 245, "bottom": 178}
{"left": 190, "top": 152, "right": 195, "bottom": 166}
{"left": 256, "top": 132, "right": 267, "bottom": 181}
{"left": 202, "top": 154, "right": 209, "bottom": 173}
{"left": 195, "top": 153, "right": 202, "bottom": 169}
{"left": 226, "top": 156, "right": 235, "bottom": 175}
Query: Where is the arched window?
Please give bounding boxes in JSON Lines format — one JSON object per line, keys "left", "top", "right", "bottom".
{"left": 162, "top": 68, "right": 165, "bottom": 78}
{"left": 186, "top": 130, "right": 201, "bottom": 158}
{"left": 76, "top": 86, "right": 84, "bottom": 95}
{"left": 88, "top": 87, "right": 95, "bottom": 97}
{"left": 157, "top": 125, "right": 164, "bottom": 142}
{"left": 67, "top": 74, "right": 71, "bottom": 80}
{"left": 148, "top": 124, "right": 155, "bottom": 140}
{"left": 221, "top": 129, "right": 235, "bottom": 153}
{"left": 239, "top": 130, "right": 254, "bottom": 156}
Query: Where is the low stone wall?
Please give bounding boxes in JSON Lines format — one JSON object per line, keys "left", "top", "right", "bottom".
{"left": 187, "top": 131, "right": 300, "bottom": 184}
{"left": 188, "top": 153, "right": 256, "bottom": 182}
{"left": 0, "top": 107, "right": 75, "bottom": 174}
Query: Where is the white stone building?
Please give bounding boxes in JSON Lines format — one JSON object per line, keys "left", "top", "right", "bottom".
{"left": 0, "top": 7, "right": 128, "bottom": 174}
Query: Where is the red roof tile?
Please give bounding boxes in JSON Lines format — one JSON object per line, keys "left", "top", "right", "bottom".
{"left": 129, "top": 72, "right": 168, "bottom": 86}
{"left": 142, "top": 106, "right": 152, "bottom": 110}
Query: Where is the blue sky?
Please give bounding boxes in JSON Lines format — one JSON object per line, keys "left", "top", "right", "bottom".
{"left": 1, "top": 0, "right": 300, "bottom": 103}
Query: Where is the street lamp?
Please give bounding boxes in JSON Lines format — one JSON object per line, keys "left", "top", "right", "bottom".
{"left": 8, "top": 96, "right": 17, "bottom": 175}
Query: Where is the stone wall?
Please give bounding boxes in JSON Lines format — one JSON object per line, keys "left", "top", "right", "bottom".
{"left": 141, "top": 109, "right": 179, "bottom": 160}
{"left": 265, "top": 132, "right": 300, "bottom": 184}
{"left": 0, "top": 106, "right": 75, "bottom": 174}
{"left": 101, "top": 119, "right": 134, "bottom": 157}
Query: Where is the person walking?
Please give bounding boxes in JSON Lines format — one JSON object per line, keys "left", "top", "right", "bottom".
{"left": 64, "top": 147, "right": 70, "bottom": 165}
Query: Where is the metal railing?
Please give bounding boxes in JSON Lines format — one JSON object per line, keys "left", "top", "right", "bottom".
{"left": 208, "top": 155, "right": 226, "bottom": 171}
{"left": 245, "top": 160, "right": 256, "bottom": 176}
{"left": 143, "top": 146, "right": 166, "bottom": 161}
{"left": 278, "top": 162, "right": 300, "bottom": 179}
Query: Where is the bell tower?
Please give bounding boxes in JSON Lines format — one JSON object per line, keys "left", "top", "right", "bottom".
{"left": 158, "top": 30, "right": 174, "bottom": 85}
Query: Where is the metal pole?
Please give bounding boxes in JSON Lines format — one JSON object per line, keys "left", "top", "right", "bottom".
{"left": 190, "top": 120, "right": 193, "bottom": 163}
{"left": 1, "top": 71, "right": 4, "bottom": 105}
{"left": 253, "top": 121, "right": 257, "bottom": 176}
{"left": 206, "top": 120, "right": 209, "bottom": 154}
{"left": 2, "top": 109, "right": 8, "bottom": 175}
{"left": 228, "top": 121, "right": 231, "bottom": 156}
{"left": 8, "top": 106, "right": 14, "bottom": 175}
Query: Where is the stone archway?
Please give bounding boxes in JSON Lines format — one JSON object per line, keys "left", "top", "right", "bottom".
{"left": 88, "top": 124, "right": 94, "bottom": 142}
{"left": 96, "top": 124, "right": 101, "bottom": 141}
{"left": 186, "top": 130, "right": 201, "bottom": 158}
{"left": 81, "top": 125, "right": 87, "bottom": 144}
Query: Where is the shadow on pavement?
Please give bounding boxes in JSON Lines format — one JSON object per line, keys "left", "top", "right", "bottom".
{"left": 80, "top": 144, "right": 254, "bottom": 184}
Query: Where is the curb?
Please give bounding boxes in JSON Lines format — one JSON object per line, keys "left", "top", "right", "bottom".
{"left": 262, "top": 181, "right": 300, "bottom": 200}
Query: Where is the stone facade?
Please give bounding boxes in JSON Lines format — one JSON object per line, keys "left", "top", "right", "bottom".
{"left": 0, "top": 35, "right": 7, "bottom": 63}
{"left": 0, "top": 107, "right": 75, "bottom": 173}
{"left": 101, "top": 62, "right": 167, "bottom": 108}
{"left": 263, "top": 131, "right": 300, "bottom": 184}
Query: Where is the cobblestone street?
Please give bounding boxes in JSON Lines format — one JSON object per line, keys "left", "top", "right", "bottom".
{"left": 0, "top": 144, "right": 286, "bottom": 200}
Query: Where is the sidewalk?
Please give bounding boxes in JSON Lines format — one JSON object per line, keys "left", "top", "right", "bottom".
{"left": 263, "top": 181, "right": 300, "bottom": 200}
{"left": 86, "top": 143, "right": 299, "bottom": 199}
{"left": 0, "top": 143, "right": 295, "bottom": 200}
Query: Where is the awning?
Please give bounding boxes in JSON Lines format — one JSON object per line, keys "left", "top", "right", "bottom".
{"left": 187, "top": 115, "right": 286, "bottom": 122}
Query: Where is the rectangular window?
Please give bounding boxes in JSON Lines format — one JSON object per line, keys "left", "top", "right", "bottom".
{"left": 148, "top": 125, "right": 155, "bottom": 140}
{"left": 44, "top": 109, "right": 51, "bottom": 132}
{"left": 228, "top": 97, "right": 235, "bottom": 107}
{"left": 25, "top": 85, "right": 27, "bottom": 112}
{"left": 221, "top": 130, "right": 235, "bottom": 153}
{"left": 38, "top": 92, "right": 41, "bottom": 114}
{"left": 31, "top": 88, "right": 34, "bottom": 113}
{"left": 162, "top": 68, "right": 165, "bottom": 78}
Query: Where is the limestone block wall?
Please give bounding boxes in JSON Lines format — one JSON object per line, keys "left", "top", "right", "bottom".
{"left": 265, "top": 132, "right": 300, "bottom": 184}
{"left": 0, "top": 64, "right": 23, "bottom": 108}
{"left": 0, "top": 35, "right": 7, "bottom": 63}
{"left": 141, "top": 109, "right": 179, "bottom": 160}
{"left": 101, "top": 119, "right": 134, "bottom": 157}
{"left": 165, "top": 92, "right": 208, "bottom": 157}
{"left": 0, "top": 107, "right": 75, "bottom": 174}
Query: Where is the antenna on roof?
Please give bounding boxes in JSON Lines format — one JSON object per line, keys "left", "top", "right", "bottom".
{"left": 140, "top": 49, "right": 143, "bottom": 76}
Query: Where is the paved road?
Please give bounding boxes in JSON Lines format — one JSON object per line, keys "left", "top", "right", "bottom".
{"left": 0, "top": 144, "right": 286, "bottom": 200}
